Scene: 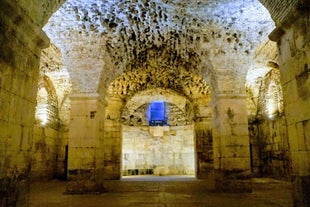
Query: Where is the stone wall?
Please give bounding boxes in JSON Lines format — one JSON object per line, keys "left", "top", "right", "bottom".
{"left": 273, "top": 9, "right": 310, "bottom": 206}
{"left": 212, "top": 94, "right": 252, "bottom": 193}
{"left": 249, "top": 116, "right": 290, "bottom": 179}
{"left": 0, "top": 1, "right": 49, "bottom": 206}
{"left": 122, "top": 102, "right": 190, "bottom": 126}
{"left": 31, "top": 126, "right": 62, "bottom": 180}
{"left": 30, "top": 44, "right": 69, "bottom": 181}
{"left": 247, "top": 66, "right": 291, "bottom": 180}
{"left": 67, "top": 95, "right": 101, "bottom": 175}
{"left": 195, "top": 119, "right": 213, "bottom": 178}
{"left": 65, "top": 94, "right": 106, "bottom": 193}
{"left": 122, "top": 125, "right": 195, "bottom": 176}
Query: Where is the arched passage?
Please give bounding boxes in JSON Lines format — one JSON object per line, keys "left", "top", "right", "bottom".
{"left": 121, "top": 90, "right": 196, "bottom": 177}
{"left": 3, "top": 0, "right": 310, "bottom": 205}
{"left": 32, "top": 74, "right": 60, "bottom": 180}
{"left": 102, "top": 66, "right": 212, "bottom": 179}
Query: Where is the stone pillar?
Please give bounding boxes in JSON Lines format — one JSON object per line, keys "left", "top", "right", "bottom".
{"left": 103, "top": 97, "right": 124, "bottom": 179}
{"left": 66, "top": 93, "right": 105, "bottom": 193}
{"left": 212, "top": 94, "right": 252, "bottom": 192}
{"left": 195, "top": 119, "right": 213, "bottom": 178}
{"left": 0, "top": 1, "right": 49, "bottom": 206}
{"left": 194, "top": 98, "right": 213, "bottom": 179}
{"left": 269, "top": 8, "right": 310, "bottom": 206}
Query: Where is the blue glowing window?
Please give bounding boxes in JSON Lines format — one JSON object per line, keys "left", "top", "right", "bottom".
{"left": 147, "top": 101, "right": 168, "bottom": 126}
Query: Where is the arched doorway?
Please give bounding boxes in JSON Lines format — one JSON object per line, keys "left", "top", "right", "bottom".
{"left": 121, "top": 97, "right": 196, "bottom": 177}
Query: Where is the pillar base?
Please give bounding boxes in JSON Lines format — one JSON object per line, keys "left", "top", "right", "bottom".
{"left": 292, "top": 175, "right": 310, "bottom": 207}
{"left": 214, "top": 169, "right": 252, "bottom": 193}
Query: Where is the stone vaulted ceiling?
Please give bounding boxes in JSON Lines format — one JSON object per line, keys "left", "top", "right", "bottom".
{"left": 107, "top": 66, "right": 210, "bottom": 101}
{"left": 43, "top": 0, "right": 275, "bottom": 94}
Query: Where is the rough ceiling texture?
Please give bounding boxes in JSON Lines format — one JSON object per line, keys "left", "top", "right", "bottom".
{"left": 43, "top": 0, "right": 275, "bottom": 94}
{"left": 107, "top": 65, "right": 210, "bottom": 101}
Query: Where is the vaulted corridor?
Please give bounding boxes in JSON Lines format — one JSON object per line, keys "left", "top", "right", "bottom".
{"left": 0, "top": 0, "right": 309, "bottom": 206}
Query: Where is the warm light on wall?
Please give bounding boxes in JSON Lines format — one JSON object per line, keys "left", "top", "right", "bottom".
{"left": 266, "top": 82, "right": 278, "bottom": 119}
{"left": 266, "top": 99, "right": 276, "bottom": 119}
{"left": 36, "top": 104, "right": 49, "bottom": 126}
{"left": 35, "top": 88, "right": 49, "bottom": 126}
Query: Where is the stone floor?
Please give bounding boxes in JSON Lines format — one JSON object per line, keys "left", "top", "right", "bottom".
{"left": 30, "top": 176, "right": 293, "bottom": 207}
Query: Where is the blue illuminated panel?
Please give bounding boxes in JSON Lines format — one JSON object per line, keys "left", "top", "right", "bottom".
{"left": 147, "top": 101, "right": 168, "bottom": 126}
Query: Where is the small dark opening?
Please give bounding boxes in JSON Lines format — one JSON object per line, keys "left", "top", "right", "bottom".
{"left": 90, "top": 111, "right": 96, "bottom": 119}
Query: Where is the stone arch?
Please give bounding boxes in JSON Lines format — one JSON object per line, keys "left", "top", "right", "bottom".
{"left": 259, "top": 65, "right": 284, "bottom": 119}
{"left": 245, "top": 39, "right": 278, "bottom": 118}
{"left": 104, "top": 76, "right": 213, "bottom": 178}
{"left": 246, "top": 62, "right": 290, "bottom": 179}
{"left": 106, "top": 65, "right": 211, "bottom": 101}
{"left": 120, "top": 89, "right": 197, "bottom": 176}
{"left": 32, "top": 74, "right": 63, "bottom": 180}
{"left": 39, "top": 0, "right": 286, "bottom": 194}
{"left": 121, "top": 89, "right": 193, "bottom": 127}
{"left": 35, "top": 75, "right": 59, "bottom": 127}
{"left": 8, "top": 0, "right": 310, "bottom": 205}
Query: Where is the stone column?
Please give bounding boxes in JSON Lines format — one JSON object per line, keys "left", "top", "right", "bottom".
{"left": 195, "top": 119, "right": 213, "bottom": 178}
{"left": 0, "top": 1, "right": 49, "bottom": 206}
{"left": 269, "top": 9, "right": 310, "bottom": 206}
{"left": 66, "top": 93, "right": 105, "bottom": 193}
{"left": 103, "top": 97, "right": 124, "bottom": 179}
{"left": 194, "top": 98, "right": 213, "bottom": 179}
{"left": 212, "top": 94, "right": 252, "bottom": 192}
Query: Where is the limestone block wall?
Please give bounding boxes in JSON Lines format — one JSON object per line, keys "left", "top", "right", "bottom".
{"left": 103, "top": 97, "right": 124, "bottom": 179}
{"left": 275, "top": 11, "right": 310, "bottom": 206}
{"left": 194, "top": 97, "right": 213, "bottom": 178}
{"left": 122, "top": 102, "right": 190, "bottom": 127}
{"left": 212, "top": 95, "right": 252, "bottom": 192}
{"left": 249, "top": 116, "right": 290, "bottom": 179}
{"left": 66, "top": 94, "right": 106, "bottom": 193}
{"left": 247, "top": 66, "right": 290, "bottom": 179}
{"left": 0, "top": 1, "right": 49, "bottom": 205}
{"left": 30, "top": 44, "right": 69, "bottom": 181}
{"left": 122, "top": 125, "right": 195, "bottom": 176}
{"left": 31, "top": 126, "right": 62, "bottom": 180}
{"left": 68, "top": 95, "right": 101, "bottom": 180}
{"left": 195, "top": 120, "right": 213, "bottom": 178}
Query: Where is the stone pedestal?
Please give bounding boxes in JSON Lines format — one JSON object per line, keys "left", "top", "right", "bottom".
{"left": 212, "top": 94, "right": 252, "bottom": 192}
